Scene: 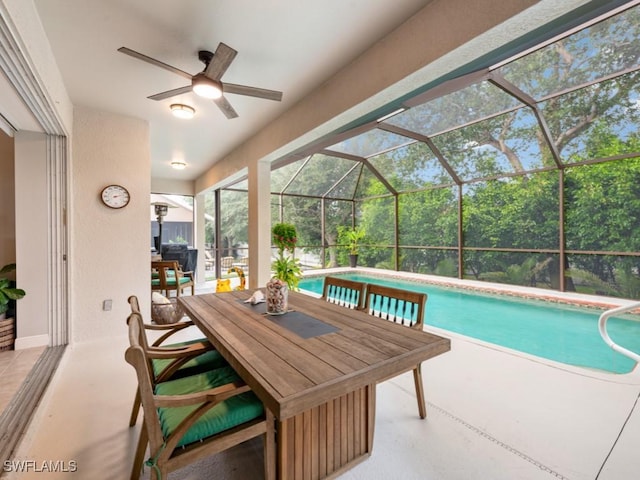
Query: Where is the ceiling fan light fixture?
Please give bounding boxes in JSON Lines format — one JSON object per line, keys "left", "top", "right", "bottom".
{"left": 170, "top": 160, "right": 187, "bottom": 170}
{"left": 170, "top": 103, "right": 195, "bottom": 119}
{"left": 192, "top": 73, "right": 222, "bottom": 99}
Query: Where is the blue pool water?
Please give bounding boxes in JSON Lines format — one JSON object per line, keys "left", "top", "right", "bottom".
{"left": 299, "top": 273, "right": 640, "bottom": 374}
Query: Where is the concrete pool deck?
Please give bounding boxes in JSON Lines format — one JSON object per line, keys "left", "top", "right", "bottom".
{"left": 7, "top": 320, "right": 639, "bottom": 479}
{"left": 7, "top": 272, "right": 639, "bottom": 479}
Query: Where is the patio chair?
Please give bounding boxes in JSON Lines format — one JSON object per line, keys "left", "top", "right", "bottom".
{"left": 204, "top": 249, "right": 215, "bottom": 270}
{"left": 125, "top": 313, "right": 275, "bottom": 480}
{"left": 220, "top": 256, "right": 235, "bottom": 269}
{"left": 126, "top": 296, "right": 227, "bottom": 427}
{"left": 151, "top": 260, "right": 194, "bottom": 297}
{"left": 363, "top": 284, "right": 428, "bottom": 419}
{"left": 321, "top": 276, "right": 367, "bottom": 310}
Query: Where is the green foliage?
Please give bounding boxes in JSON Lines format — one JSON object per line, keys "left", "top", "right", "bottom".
{"left": 565, "top": 268, "right": 618, "bottom": 296}
{"left": 338, "top": 225, "right": 365, "bottom": 254}
{"left": 213, "top": 8, "right": 640, "bottom": 298}
{"left": 271, "top": 223, "right": 301, "bottom": 289}
{"left": 272, "top": 222, "right": 298, "bottom": 255}
{"left": 219, "top": 189, "right": 248, "bottom": 255}
{"left": 435, "top": 258, "right": 458, "bottom": 277}
{"left": 271, "top": 255, "right": 302, "bottom": 290}
{"left": 0, "top": 264, "right": 26, "bottom": 316}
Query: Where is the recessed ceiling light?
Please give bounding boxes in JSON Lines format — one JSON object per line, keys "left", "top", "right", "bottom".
{"left": 170, "top": 160, "right": 187, "bottom": 170}
{"left": 191, "top": 73, "right": 223, "bottom": 99}
{"left": 170, "top": 104, "right": 195, "bottom": 119}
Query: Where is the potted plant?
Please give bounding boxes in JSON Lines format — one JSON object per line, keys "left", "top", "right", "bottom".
{"left": 0, "top": 263, "right": 26, "bottom": 351}
{"left": 340, "top": 226, "right": 365, "bottom": 268}
{"left": 267, "top": 223, "right": 302, "bottom": 314}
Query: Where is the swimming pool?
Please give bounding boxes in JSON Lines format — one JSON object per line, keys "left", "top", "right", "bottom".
{"left": 299, "top": 273, "right": 640, "bottom": 374}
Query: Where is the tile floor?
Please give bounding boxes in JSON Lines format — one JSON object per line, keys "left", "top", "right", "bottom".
{"left": 0, "top": 346, "right": 46, "bottom": 413}
{"left": 3, "top": 279, "right": 640, "bottom": 479}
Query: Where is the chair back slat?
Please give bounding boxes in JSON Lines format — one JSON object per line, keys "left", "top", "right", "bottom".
{"left": 364, "top": 284, "right": 426, "bottom": 329}
{"left": 322, "top": 277, "right": 367, "bottom": 310}
{"left": 128, "top": 295, "right": 141, "bottom": 314}
{"left": 127, "top": 313, "right": 158, "bottom": 382}
{"left": 125, "top": 316, "right": 164, "bottom": 447}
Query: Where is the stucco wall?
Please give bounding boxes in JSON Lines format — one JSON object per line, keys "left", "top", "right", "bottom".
{"left": 0, "top": 130, "right": 15, "bottom": 267}
{"left": 71, "top": 107, "right": 150, "bottom": 342}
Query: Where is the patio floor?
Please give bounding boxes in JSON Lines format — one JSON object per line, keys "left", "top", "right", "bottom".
{"left": 3, "top": 278, "right": 640, "bottom": 479}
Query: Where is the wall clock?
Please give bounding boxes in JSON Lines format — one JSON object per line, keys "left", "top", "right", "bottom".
{"left": 100, "top": 184, "right": 130, "bottom": 209}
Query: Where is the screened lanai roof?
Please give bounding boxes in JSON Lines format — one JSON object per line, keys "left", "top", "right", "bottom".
{"left": 259, "top": 3, "right": 640, "bottom": 201}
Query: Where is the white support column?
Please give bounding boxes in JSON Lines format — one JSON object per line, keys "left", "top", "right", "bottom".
{"left": 247, "top": 160, "right": 272, "bottom": 289}
{"left": 194, "top": 192, "right": 206, "bottom": 284}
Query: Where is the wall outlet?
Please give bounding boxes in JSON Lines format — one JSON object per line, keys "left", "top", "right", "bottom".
{"left": 102, "top": 299, "right": 113, "bottom": 311}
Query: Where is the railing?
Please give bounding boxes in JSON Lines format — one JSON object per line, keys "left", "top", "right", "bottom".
{"left": 598, "top": 302, "right": 640, "bottom": 363}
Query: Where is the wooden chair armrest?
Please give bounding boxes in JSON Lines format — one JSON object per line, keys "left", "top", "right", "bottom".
{"left": 147, "top": 321, "right": 200, "bottom": 347}
{"left": 154, "top": 381, "right": 250, "bottom": 408}
{"left": 146, "top": 342, "right": 213, "bottom": 359}
{"left": 145, "top": 321, "right": 194, "bottom": 331}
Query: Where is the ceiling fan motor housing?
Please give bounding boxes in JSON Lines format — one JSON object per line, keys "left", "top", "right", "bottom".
{"left": 198, "top": 50, "right": 214, "bottom": 67}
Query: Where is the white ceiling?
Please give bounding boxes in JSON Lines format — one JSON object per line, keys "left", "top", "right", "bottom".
{"left": 32, "top": 0, "right": 432, "bottom": 181}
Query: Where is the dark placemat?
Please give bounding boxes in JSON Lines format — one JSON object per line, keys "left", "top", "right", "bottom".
{"left": 239, "top": 300, "right": 339, "bottom": 339}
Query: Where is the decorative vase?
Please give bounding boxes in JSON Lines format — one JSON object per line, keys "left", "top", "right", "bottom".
{"left": 266, "top": 278, "right": 288, "bottom": 315}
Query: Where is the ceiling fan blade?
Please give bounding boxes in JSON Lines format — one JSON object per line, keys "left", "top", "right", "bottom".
{"left": 147, "top": 85, "right": 192, "bottom": 101}
{"left": 118, "top": 47, "right": 193, "bottom": 81}
{"left": 204, "top": 43, "right": 237, "bottom": 80}
{"left": 213, "top": 96, "right": 239, "bottom": 119}
{"left": 223, "top": 83, "right": 283, "bottom": 101}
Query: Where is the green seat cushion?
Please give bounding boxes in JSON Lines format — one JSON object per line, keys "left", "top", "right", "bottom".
{"left": 156, "top": 366, "right": 264, "bottom": 447}
{"left": 151, "top": 276, "right": 191, "bottom": 287}
{"left": 151, "top": 340, "right": 228, "bottom": 379}
{"left": 152, "top": 271, "right": 176, "bottom": 279}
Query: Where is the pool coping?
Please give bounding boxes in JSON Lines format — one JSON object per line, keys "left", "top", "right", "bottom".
{"left": 301, "top": 266, "right": 640, "bottom": 313}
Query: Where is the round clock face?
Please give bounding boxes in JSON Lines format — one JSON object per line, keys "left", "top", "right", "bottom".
{"left": 101, "top": 184, "right": 130, "bottom": 209}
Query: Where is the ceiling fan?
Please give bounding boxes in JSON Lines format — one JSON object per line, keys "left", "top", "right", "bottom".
{"left": 117, "top": 42, "right": 283, "bottom": 119}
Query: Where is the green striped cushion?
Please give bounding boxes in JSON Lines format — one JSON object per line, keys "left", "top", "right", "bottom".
{"left": 155, "top": 366, "right": 264, "bottom": 447}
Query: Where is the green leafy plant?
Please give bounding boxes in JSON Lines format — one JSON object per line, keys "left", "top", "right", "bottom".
{"left": 339, "top": 226, "right": 365, "bottom": 255}
{"left": 272, "top": 255, "right": 302, "bottom": 290}
{"left": 272, "top": 222, "right": 298, "bottom": 255}
{"left": 0, "top": 264, "right": 26, "bottom": 317}
{"left": 271, "top": 223, "right": 302, "bottom": 290}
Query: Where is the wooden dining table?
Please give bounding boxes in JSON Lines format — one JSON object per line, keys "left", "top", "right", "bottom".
{"left": 179, "top": 290, "right": 450, "bottom": 480}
